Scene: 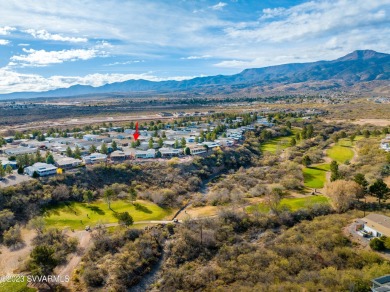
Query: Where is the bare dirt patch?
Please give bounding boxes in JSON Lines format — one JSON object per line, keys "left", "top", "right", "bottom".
{"left": 0, "top": 228, "right": 35, "bottom": 275}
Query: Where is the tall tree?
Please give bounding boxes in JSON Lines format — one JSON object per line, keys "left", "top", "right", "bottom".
{"left": 111, "top": 140, "right": 118, "bottom": 151}
{"left": 0, "top": 165, "right": 5, "bottom": 179}
{"left": 29, "top": 245, "right": 58, "bottom": 289}
{"left": 101, "top": 142, "right": 108, "bottom": 154}
{"left": 302, "top": 155, "right": 312, "bottom": 167}
{"left": 66, "top": 146, "right": 73, "bottom": 157}
{"left": 104, "top": 188, "right": 115, "bottom": 210}
{"left": 74, "top": 145, "right": 82, "bottom": 159}
{"left": 5, "top": 164, "right": 13, "bottom": 175}
{"left": 89, "top": 144, "right": 97, "bottom": 154}
{"left": 181, "top": 137, "right": 186, "bottom": 148}
{"left": 129, "top": 187, "right": 137, "bottom": 204}
{"left": 117, "top": 212, "right": 133, "bottom": 227}
{"left": 35, "top": 149, "right": 42, "bottom": 163}
{"left": 46, "top": 153, "right": 55, "bottom": 165}
{"left": 330, "top": 161, "right": 340, "bottom": 181}
{"left": 369, "top": 179, "right": 390, "bottom": 205}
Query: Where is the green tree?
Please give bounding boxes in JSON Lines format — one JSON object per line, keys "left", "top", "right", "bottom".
{"left": 369, "top": 179, "right": 390, "bottom": 205}
{"left": 181, "top": 137, "right": 186, "bottom": 148}
{"left": 290, "top": 137, "right": 296, "bottom": 146}
{"left": 286, "top": 121, "right": 292, "bottom": 129}
{"left": 5, "top": 164, "right": 13, "bottom": 175}
{"left": 66, "top": 146, "right": 73, "bottom": 157}
{"left": 46, "top": 153, "right": 55, "bottom": 165}
{"left": 104, "top": 188, "right": 115, "bottom": 210}
{"left": 158, "top": 137, "right": 164, "bottom": 148}
{"left": 370, "top": 237, "right": 385, "bottom": 251}
{"left": 101, "top": 142, "right": 108, "bottom": 154}
{"left": 29, "top": 245, "right": 58, "bottom": 289}
{"left": 302, "top": 155, "right": 312, "bottom": 167}
{"left": 353, "top": 173, "right": 368, "bottom": 195}
{"left": 156, "top": 150, "right": 162, "bottom": 158}
{"left": 3, "top": 224, "right": 23, "bottom": 248}
{"left": 174, "top": 140, "right": 179, "bottom": 149}
{"left": 83, "top": 190, "right": 94, "bottom": 204}
{"left": 0, "top": 166, "right": 5, "bottom": 179}
{"left": 148, "top": 138, "right": 154, "bottom": 149}
{"left": 117, "top": 212, "right": 133, "bottom": 227}
{"left": 35, "top": 149, "right": 42, "bottom": 163}
{"left": 74, "top": 145, "right": 82, "bottom": 159}
{"left": 111, "top": 140, "right": 118, "bottom": 151}
{"left": 185, "top": 147, "right": 191, "bottom": 155}
{"left": 330, "top": 161, "right": 340, "bottom": 181}
{"left": 129, "top": 187, "right": 137, "bottom": 204}
{"left": 89, "top": 144, "right": 97, "bottom": 154}
{"left": 27, "top": 217, "right": 46, "bottom": 235}
{"left": 17, "top": 166, "right": 24, "bottom": 174}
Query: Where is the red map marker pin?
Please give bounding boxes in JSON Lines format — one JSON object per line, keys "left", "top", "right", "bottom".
{"left": 133, "top": 122, "right": 140, "bottom": 141}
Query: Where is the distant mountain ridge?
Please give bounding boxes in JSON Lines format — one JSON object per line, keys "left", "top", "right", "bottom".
{"left": 1, "top": 50, "right": 389, "bottom": 99}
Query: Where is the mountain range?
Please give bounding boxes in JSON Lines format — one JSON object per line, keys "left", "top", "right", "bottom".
{"left": 1, "top": 50, "right": 389, "bottom": 100}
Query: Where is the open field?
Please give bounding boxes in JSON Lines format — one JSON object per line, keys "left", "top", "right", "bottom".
{"left": 327, "top": 139, "right": 355, "bottom": 164}
{"left": 0, "top": 277, "right": 36, "bottom": 292}
{"left": 303, "top": 164, "right": 330, "bottom": 188}
{"left": 44, "top": 200, "right": 172, "bottom": 230}
{"left": 260, "top": 129, "right": 298, "bottom": 153}
{"left": 247, "top": 195, "right": 329, "bottom": 213}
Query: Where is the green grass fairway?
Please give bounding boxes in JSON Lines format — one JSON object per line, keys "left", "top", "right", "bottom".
{"left": 44, "top": 200, "right": 172, "bottom": 230}
{"left": 0, "top": 277, "right": 36, "bottom": 292}
{"left": 247, "top": 195, "right": 329, "bottom": 213}
{"left": 327, "top": 139, "right": 354, "bottom": 164}
{"left": 303, "top": 164, "right": 330, "bottom": 189}
{"left": 260, "top": 128, "right": 298, "bottom": 154}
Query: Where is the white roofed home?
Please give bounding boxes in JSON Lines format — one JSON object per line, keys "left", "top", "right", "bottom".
{"left": 159, "top": 147, "right": 183, "bottom": 157}
{"left": 129, "top": 149, "right": 155, "bottom": 159}
{"left": 189, "top": 146, "right": 207, "bottom": 155}
{"left": 82, "top": 153, "right": 108, "bottom": 164}
{"left": 24, "top": 163, "right": 58, "bottom": 177}
{"left": 55, "top": 157, "right": 82, "bottom": 169}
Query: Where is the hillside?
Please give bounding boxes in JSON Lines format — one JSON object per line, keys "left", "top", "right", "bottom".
{"left": 1, "top": 50, "right": 389, "bottom": 99}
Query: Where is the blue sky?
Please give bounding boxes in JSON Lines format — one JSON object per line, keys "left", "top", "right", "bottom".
{"left": 0, "top": 0, "right": 389, "bottom": 93}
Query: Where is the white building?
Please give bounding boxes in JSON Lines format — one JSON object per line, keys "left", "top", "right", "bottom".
{"left": 24, "top": 163, "right": 58, "bottom": 177}
{"left": 55, "top": 157, "right": 83, "bottom": 169}
{"left": 362, "top": 213, "right": 390, "bottom": 237}
{"left": 132, "top": 149, "right": 155, "bottom": 159}
{"left": 82, "top": 153, "right": 108, "bottom": 164}
{"left": 159, "top": 147, "right": 183, "bottom": 157}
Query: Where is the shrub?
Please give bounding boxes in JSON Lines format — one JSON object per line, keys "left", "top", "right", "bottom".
{"left": 370, "top": 238, "right": 385, "bottom": 251}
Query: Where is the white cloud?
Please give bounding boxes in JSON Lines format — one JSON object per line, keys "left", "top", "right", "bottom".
{"left": 0, "top": 26, "right": 15, "bottom": 35}
{"left": 181, "top": 55, "right": 211, "bottom": 60}
{"left": 0, "top": 68, "right": 196, "bottom": 94}
{"left": 226, "top": 0, "right": 389, "bottom": 43}
{"left": 17, "top": 43, "right": 30, "bottom": 46}
{"left": 24, "top": 29, "right": 88, "bottom": 43}
{"left": 0, "top": 39, "right": 10, "bottom": 45}
{"left": 260, "top": 8, "right": 286, "bottom": 19}
{"left": 210, "top": 2, "right": 227, "bottom": 11}
{"left": 9, "top": 48, "right": 104, "bottom": 67}
{"left": 104, "top": 60, "right": 144, "bottom": 66}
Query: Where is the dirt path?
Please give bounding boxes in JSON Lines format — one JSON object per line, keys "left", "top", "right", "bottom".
{"left": 0, "top": 228, "right": 35, "bottom": 275}
{"left": 55, "top": 230, "right": 91, "bottom": 287}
